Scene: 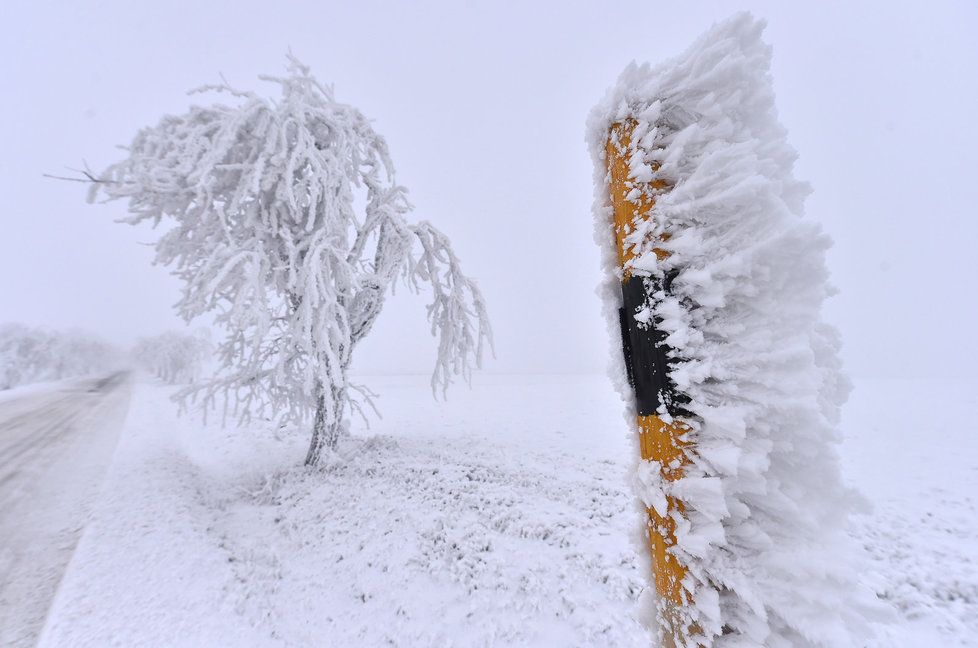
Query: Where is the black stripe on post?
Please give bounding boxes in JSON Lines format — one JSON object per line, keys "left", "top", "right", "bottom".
{"left": 618, "top": 306, "right": 635, "bottom": 389}
{"left": 620, "top": 273, "right": 690, "bottom": 418}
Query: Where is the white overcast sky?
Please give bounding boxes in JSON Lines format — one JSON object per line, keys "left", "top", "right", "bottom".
{"left": 1, "top": 0, "right": 975, "bottom": 380}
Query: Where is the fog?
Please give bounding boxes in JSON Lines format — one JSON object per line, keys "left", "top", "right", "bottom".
{"left": 1, "top": 0, "right": 975, "bottom": 380}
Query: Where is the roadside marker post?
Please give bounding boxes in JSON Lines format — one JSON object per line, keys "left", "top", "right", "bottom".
{"left": 606, "top": 118, "right": 699, "bottom": 648}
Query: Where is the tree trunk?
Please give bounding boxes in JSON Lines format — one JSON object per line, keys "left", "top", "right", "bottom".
{"left": 304, "top": 381, "right": 345, "bottom": 466}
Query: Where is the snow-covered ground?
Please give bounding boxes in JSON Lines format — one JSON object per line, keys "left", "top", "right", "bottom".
{"left": 37, "top": 373, "right": 977, "bottom": 647}
{"left": 842, "top": 377, "right": 978, "bottom": 646}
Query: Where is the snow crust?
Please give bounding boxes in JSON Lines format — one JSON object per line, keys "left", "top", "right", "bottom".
{"left": 587, "top": 13, "right": 889, "bottom": 646}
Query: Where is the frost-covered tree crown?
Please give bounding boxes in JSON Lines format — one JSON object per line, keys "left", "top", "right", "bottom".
{"left": 88, "top": 57, "right": 491, "bottom": 458}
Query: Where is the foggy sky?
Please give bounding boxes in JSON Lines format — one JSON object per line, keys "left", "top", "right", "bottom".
{"left": 1, "top": 0, "right": 976, "bottom": 380}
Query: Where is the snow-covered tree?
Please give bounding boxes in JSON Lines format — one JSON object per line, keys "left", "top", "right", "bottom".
{"left": 0, "top": 323, "right": 52, "bottom": 389}
{"left": 0, "top": 323, "right": 118, "bottom": 389}
{"left": 132, "top": 329, "right": 212, "bottom": 385}
{"left": 86, "top": 57, "right": 491, "bottom": 465}
{"left": 588, "top": 13, "right": 887, "bottom": 647}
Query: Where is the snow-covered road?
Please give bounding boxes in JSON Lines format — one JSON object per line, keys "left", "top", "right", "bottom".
{"left": 0, "top": 374, "right": 131, "bottom": 647}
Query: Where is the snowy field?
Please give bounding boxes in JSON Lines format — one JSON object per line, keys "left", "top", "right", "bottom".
{"left": 35, "top": 373, "right": 977, "bottom": 647}
{"left": 841, "top": 377, "right": 978, "bottom": 645}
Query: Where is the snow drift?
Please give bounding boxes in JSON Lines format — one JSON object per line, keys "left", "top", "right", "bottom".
{"left": 587, "top": 13, "right": 887, "bottom": 647}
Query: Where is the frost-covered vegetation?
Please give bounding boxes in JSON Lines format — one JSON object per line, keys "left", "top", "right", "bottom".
{"left": 588, "top": 14, "right": 887, "bottom": 647}
{"left": 0, "top": 323, "right": 118, "bottom": 390}
{"left": 86, "top": 57, "right": 491, "bottom": 465}
{"left": 38, "top": 375, "right": 977, "bottom": 647}
{"left": 132, "top": 330, "right": 212, "bottom": 385}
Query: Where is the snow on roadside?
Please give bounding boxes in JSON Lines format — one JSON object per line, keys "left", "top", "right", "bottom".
{"left": 40, "top": 374, "right": 977, "bottom": 647}
{"left": 211, "top": 435, "right": 645, "bottom": 646}
{"left": 41, "top": 375, "right": 649, "bottom": 647}
{"left": 38, "top": 383, "right": 257, "bottom": 647}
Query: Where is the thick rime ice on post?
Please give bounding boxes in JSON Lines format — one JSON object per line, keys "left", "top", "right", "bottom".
{"left": 88, "top": 57, "right": 491, "bottom": 465}
{"left": 587, "top": 14, "right": 887, "bottom": 647}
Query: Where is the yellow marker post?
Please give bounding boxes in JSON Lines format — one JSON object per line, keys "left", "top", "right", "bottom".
{"left": 606, "top": 119, "right": 698, "bottom": 648}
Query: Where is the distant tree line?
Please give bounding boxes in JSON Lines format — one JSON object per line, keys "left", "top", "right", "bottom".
{"left": 131, "top": 330, "right": 212, "bottom": 385}
{"left": 0, "top": 323, "right": 119, "bottom": 390}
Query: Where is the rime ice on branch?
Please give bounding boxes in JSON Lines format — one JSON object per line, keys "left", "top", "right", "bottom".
{"left": 88, "top": 57, "right": 491, "bottom": 465}
{"left": 587, "top": 13, "right": 888, "bottom": 647}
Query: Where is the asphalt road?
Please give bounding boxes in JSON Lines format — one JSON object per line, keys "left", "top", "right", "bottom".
{"left": 0, "top": 373, "right": 131, "bottom": 647}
